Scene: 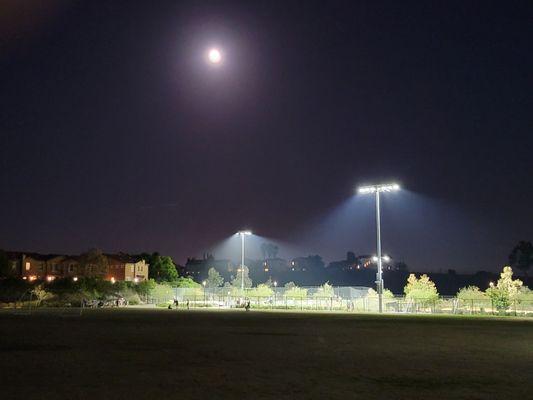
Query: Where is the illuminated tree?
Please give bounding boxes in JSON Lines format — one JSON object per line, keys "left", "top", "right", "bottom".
{"left": 367, "top": 287, "right": 394, "bottom": 299}
{"left": 486, "top": 266, "right": 523, "bottom": 311}
{"left": 285, "top": 285, "right": 307, "bottom": 299}
{"left": 404, "top": 274, "right": 439, "bottom": 303}
{"left": 313, "top": 282, "right": 334, "bottom": 298}
{"left": 206, "top": 267, "right": 224, "bottom": 288}
{"left": 149, "top": 255, "right": 178, "bottom": 282}
{"left": 32, "top": 284, "right": 52, "bottom": 305}
{"left": 231, "top": 265, "right": 252, "bottom": 289}
{"left": 248, "top": 283, "right": 274, "bottom": 298}
{"left": 456, "top": 286, "right": 487, "bottom": 301}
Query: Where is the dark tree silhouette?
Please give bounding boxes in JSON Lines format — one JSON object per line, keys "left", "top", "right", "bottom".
{"left": 509, "top": 241, "right": 533, "bottom": 276}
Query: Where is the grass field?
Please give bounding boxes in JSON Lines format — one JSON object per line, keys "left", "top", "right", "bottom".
{"left": 0, "top": 308, "right": 532, "bottom": 399}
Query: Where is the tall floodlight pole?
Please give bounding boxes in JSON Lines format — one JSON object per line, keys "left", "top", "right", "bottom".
{"left": 358, "top": 183, "right": 400, "bottom": 313}
{"left": 237, "top": 231, "right": 252, "bottom": 297}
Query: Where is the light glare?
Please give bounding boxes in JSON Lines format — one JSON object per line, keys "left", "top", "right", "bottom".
{"left": 358, "top": 182, "right": 401, "bottom": 194}
{"left": 208, "top": 48, "right": 222, "bottom": 64}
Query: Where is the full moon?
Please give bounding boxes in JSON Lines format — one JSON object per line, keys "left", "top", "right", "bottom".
{"left": 208, "top": 48, "right": 222, "bottom": 64}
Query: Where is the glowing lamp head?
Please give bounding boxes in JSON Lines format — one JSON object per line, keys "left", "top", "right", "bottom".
{"left": 237, "top": 230, "right": 252, "bottom": 236}
{"left": 358, "top": 182, "right": 401, "bottom": 194}
{"left": 208, "top": 48, "right": 222, "bottom": 64}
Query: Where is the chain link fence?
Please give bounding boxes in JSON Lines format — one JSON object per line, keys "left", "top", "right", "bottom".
{"left": 140, "top": 286, "right": 533, "bottom": 316}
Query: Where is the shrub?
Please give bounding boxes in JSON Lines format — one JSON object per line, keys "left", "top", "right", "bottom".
{"left": 457, "top": 286, "right": 487, "bottom": 301}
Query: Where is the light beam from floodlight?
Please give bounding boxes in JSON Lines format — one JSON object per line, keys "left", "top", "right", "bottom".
{"left": 357, "top": 182, "right": 400, "bottom": 313}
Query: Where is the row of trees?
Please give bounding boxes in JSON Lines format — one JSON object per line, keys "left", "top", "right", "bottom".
{"left": 405, "top": 266, "right": 532, "bottom": 311}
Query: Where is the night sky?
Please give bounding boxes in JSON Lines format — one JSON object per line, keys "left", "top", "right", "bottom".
{"left": 1, "top": 1, "right": 531, "bottom": 272}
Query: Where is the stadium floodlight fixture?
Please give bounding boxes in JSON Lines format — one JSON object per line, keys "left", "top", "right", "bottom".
{"left": 372, "top": 255, "right": 391, "bottom": 263}
{"left": 358, "top": 183, "right": 400, "bottom": 194}
{"left": 237, "top": 230, "right": 253, "bottom": 296}
{"left": 358, "top": 182, "right": 401, "bottom": 313}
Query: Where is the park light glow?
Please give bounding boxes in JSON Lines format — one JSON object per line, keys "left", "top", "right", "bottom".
{"left": 358, "top": 181, "right": 401, "bottom": 313}
{"left": 133, "top": 277, "right": 139, "bottom": 283}
{"left": 72, "top": 277, "right": 78, "bottom": 282}
{"left": 208, "top": 48, "right": 222, "bottom": 64}
{"left": 358, "top": 183, "right": 400, "bottom": 194}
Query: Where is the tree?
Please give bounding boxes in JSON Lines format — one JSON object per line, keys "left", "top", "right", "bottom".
{"left": 367, "top": 288, "right": 394, "bottom": 299}
{"left": 231, "top": 265, "right": 252, "bottom": 289}
{"left": 313, "top": 282, "right": 334, "bottom": 298}
{"left": 0, "top": 250, "right": 12, "bottom": 278}
{"left": 249, "top": 284, "right": 274, "bottom": 298}
{"left": 284, "top": 281, "right": 296, "bottom": 290}
{"left": 261, "top": 243, "right": 279, "bottom": 259}
{"left": 404, "top": 274, "right": 439, "bottom": 303}
{"left": 456, "top": 286, "right": 487, "bottom": 301}
{"left": 516, "top": 287, "right": 533, "bottom": 303}
{"left": 173, "top": 277, "right": 201, "bottom": 288}
{"left": 263, "top": 277, "right": 274, "bottom": 288}
{"left": 509, "top": 241, "right": 533, "bottom": 276}
{"left": 486, "top": 266, "right": 523, "bottom": 311}
{"left": 32, "top": 284, "right": 52, "bottom": 305}
{"left": 79, "top": 248, "right": 108, "bottom": 276}
{"left": 395, "top": 261, "right": 409, "bottom": 272}
{"left": 285, "top": 284, "right": 307, "bottom": 299}
{"left": 135, "top": 279, "right": 156, "bottom": 296}
{"left": 150, "top": 255, "right": 178, "bottom": 282}
{"left": 206, "top": 267, "right": 224, "bottom": 288}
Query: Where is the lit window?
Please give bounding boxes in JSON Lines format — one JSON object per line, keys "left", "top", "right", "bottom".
{"left": 25, "top": 262, "right": 30, "bottom": 271}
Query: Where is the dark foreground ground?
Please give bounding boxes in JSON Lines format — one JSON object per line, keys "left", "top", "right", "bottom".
{"left": 0, "top": 308, "right": 532, "bottom": 400}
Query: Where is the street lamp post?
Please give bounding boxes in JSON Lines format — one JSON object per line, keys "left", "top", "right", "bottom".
{"left": 358, "top": 183, "right": 400, "bottom": 313}
{"left": 237, "top": 231, "right": 252, "bottom": 299}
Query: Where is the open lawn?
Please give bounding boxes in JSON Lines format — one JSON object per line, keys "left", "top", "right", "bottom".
{"left": 0, "top": 308, "right": 532, "bottom": 399}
